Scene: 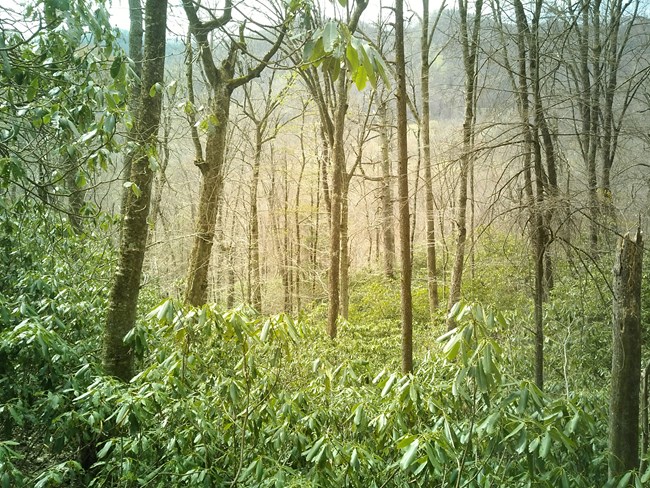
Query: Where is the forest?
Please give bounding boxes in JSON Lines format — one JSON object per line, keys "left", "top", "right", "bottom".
{"left": 1, "top": 0, "right": 650, "bottom": 485}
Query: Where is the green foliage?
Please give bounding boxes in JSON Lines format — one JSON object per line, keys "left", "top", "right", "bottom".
{"left": 0, "top": 0, "right": 128, "bottom": 199}
{"left": 301, "top": 14, "right": 389, "bottom": 90}
{"left": 3, "top": 285, "right": 620, "bottom": 486}
{"left": 0, "top": 206, "right": 634, "bottom": 487}
{"left": 0, "top": 197, "right": 116, "bottom": 485}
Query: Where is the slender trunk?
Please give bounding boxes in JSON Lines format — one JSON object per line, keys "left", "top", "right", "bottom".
{"left": 513, "top": 0, "right": 544, "bottom": 389}
{"left": 448, "top": 0, "right": 482, "bottom": 327}
{"left": 379, "top": 101, "right": 396, "bottom": 279}
{"left": 420, "top": 0, "right": 445, "bottom": 315}
{"left": 295, "top": 149, "right": 305, "bottom": 311}
{"left": 66, "top": 158, "right": 85, "bottom": 233}
{"left": 411, "top": 130, "right": 421, "bottom": 266}
{"left": 396, "top": 0, "right": 413, "bottom": 374}
{"left": 149, "top": 93, "right": 171, "bottom": 235}
{"left": 327, "top": 72, "right": 347, "bottom": 338}
{"left": 119, "top": 0, "right": 144, "bottom": 217}
{"left": 312, "top": 155, "right": 321, "bottom": 295}
{"left": 340, "top": 174, "right": 350, "bottom": 320}
{"left": 250, "top": 127, "right": 262, "bottom": 311}
{"left": 283, "top": 157, "right": 291, "bottom": 312}
{"left": 103, "top": 0, "right": 167, "bottom": 381}
{"left": 608, "top": 231, "right": 643, "bottom": 478}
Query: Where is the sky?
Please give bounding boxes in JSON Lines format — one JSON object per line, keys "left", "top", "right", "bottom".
{"left": 106, "top": 0, "right": 438, "bottom": 33}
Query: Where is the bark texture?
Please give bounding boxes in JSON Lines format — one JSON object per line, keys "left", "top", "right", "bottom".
{"left": 103, "top": 0, "right": 167, "bottom": 381}
{"left": 421, "top": 0, "right": 443, "bottom": 314}
{"left": 608, "top": 231, "right": 643, "bottom": 479}
{"left": 182, "top": 0, "right": 286, "bottom": 306}
{"left": 395, "top": 0, "right": 413, "bottom": 373}
{"left": 378, "top": 100, "right": 395, "bottom": 279}
{"left": 447, "top": 0, "right": 481, "bottom": 329}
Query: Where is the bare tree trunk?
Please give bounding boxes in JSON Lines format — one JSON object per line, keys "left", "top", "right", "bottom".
{"left": 327, "top": 72, "right": 347, "bottom": 338}
{"left": 295, "top": 139, "right": 306, "bottom": 311}
{"left": 608, "top": 231, "right": 643, "bottom": 479}
{"left": 340, "top": 174, "right": 350, "bottom": 320}
{"left": 149, "top": 90, "right": 171, "bottom": 236}
{"left": 103, "top": 0, "right": 167, "bottom": 381}
{"left": 119, "top": 0, "right": 144, "bottom": 217}
{"left": 283, "top": 157, "right": 291, "bottom": 312}
{"left": 420, "top": 0, "right": 440, "bottom": 313}
{"left": 396, "top": 0, "right": 413, "bottom": 374}
{"left": 448, "top": 0, "right": 482, "bottom": 328}
{"left": 182, "top": 0, "right": 287, "bottom": 306}
{"left": 312, "top": 156, "right": 321, "bottom": 295}
{"left": 378, "top": 100, "right": 396, "bottom": 279}
{"left": 184, "top": 91, "right": 228, "bottom": 306}
{"left": 250, "top": 126, "right": 263, "bottom": 311}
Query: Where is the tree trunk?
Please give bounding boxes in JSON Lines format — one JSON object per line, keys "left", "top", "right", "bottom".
{"left": 448, "top": 0, "right": 482, "bottom": 328}
{"left": 340, "top": 173, "right": 350, "bottom": 320}
{"left": 421, "top": 0, "right": 439, "bottom": 313}
{"left": 378, "top": 100, "right": 396, "bottom": 279}
{"left": 249, "top": 127, "right": 263, "bottom": 311}
{"left": 103, "top": 0, "right": 167, "bottom": 381}
{"left": 184, "top": 87, "right": 230, "bottom": 306}
{"left": 327, "top": 72, "right": 347, "bottom": 338}
{"left": 608, "top": 231, "right": 643, "bottom": 479}
{"left": 182, "top": 0, "right": 286, "bottom": 306}
{"left": 119, "top": 0, "right": 144, "bottom": 217}
{"left": 396, "top": 0, "right": 413, "bottom": 374}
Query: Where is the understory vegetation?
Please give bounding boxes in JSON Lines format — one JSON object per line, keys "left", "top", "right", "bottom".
{"left": 1, "top": 202, "right": 646, "bottom": 487}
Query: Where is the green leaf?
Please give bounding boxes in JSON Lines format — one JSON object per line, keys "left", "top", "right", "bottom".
{"left": 323, "top": 21, "right": 338, "bottom": 52}
{"left": 116, "top": 404, "right": 129, "bottom": 426}
{"left": 350, "top": 448, "right": 359, "bottom": 470}
{"left": 74, "top": 171, "right": 86, "bottom": 188}
{"left": 103, "top": 113, "right": 116, "bottom": 134}
{"left": 539, "top": 431, "right": 551, "bottom": 459}
{"left": 517, "top": 388, "right": 529, "bottom": 414}
{"left": 353, "top": 404, "right": 364, "bottom": 426}
{"left": 303, "top": 39, "right": 316, "bottom": 62}
{"left": 397, "top": 434, "right": 418, "bottom": 449}
{"left": 27, "top": 77, "right": 39, "bottom": 101}
{"left": 443, "top": 333, "right": 461, "bottom": 361}
{"left": 110, "top": 56, "right": 122, "bottom": 79}
{"left": 260, "top": 320, "right": 271, "bottom": 342}
{"left": 123, "top": 181, "right": 142, "bottom": 198}
{"left": 346, "top": 43, "right": 359, "bottom": 72}
{"left": 617, "top": 473, "right": 632, "bottom": 488}
{"left": 97, "top": 440, "right": 113, "bottom": 459}
{"left": 149, "top": 82, "right": 162, "bottom": 97}
{"left": 381, "top": 373, "right": 396, "bottom": 397}
{"left": 400, "top": 438, "right": 419, "bottom": 471}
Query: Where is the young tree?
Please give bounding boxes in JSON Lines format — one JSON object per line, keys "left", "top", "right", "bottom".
{"left": 420, "top": 0, "right": 446, "bottom": 314}
{"left": 447, "top": 0, "right": 482, "bottom": 328}
{"left": 297, "top": 0, "right": 369, "bottom": 337}
{"left": 103, "top": 0, "right": 167, "bottom": 381}
{"left": 395, "top": 0, "right": 413, "bottom": 373}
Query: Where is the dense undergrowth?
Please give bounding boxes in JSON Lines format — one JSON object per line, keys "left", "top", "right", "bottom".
{"left": 1, "top": 201, "right": 649, "bottom": 487}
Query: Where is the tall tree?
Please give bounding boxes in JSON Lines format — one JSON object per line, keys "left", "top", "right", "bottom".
{"left": 420, "top": 0, "right": 446, "bottom": 315}
{"left": 182, "top": 0, "right": 293, "bottom": 306}
{"left": 396, "top": 0, "right": 413, "bottom": 373}
{"left": 377, "top": 98, "right": 396, "bottom": 279}
{"left": 118, "top": 0, "right": 143, "bottom": 217}
{"left": 103, "top": 0, "right": 167, "bottom": 381}
{"left": 447, "top": 0, "right": 482, "bottom": 328}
